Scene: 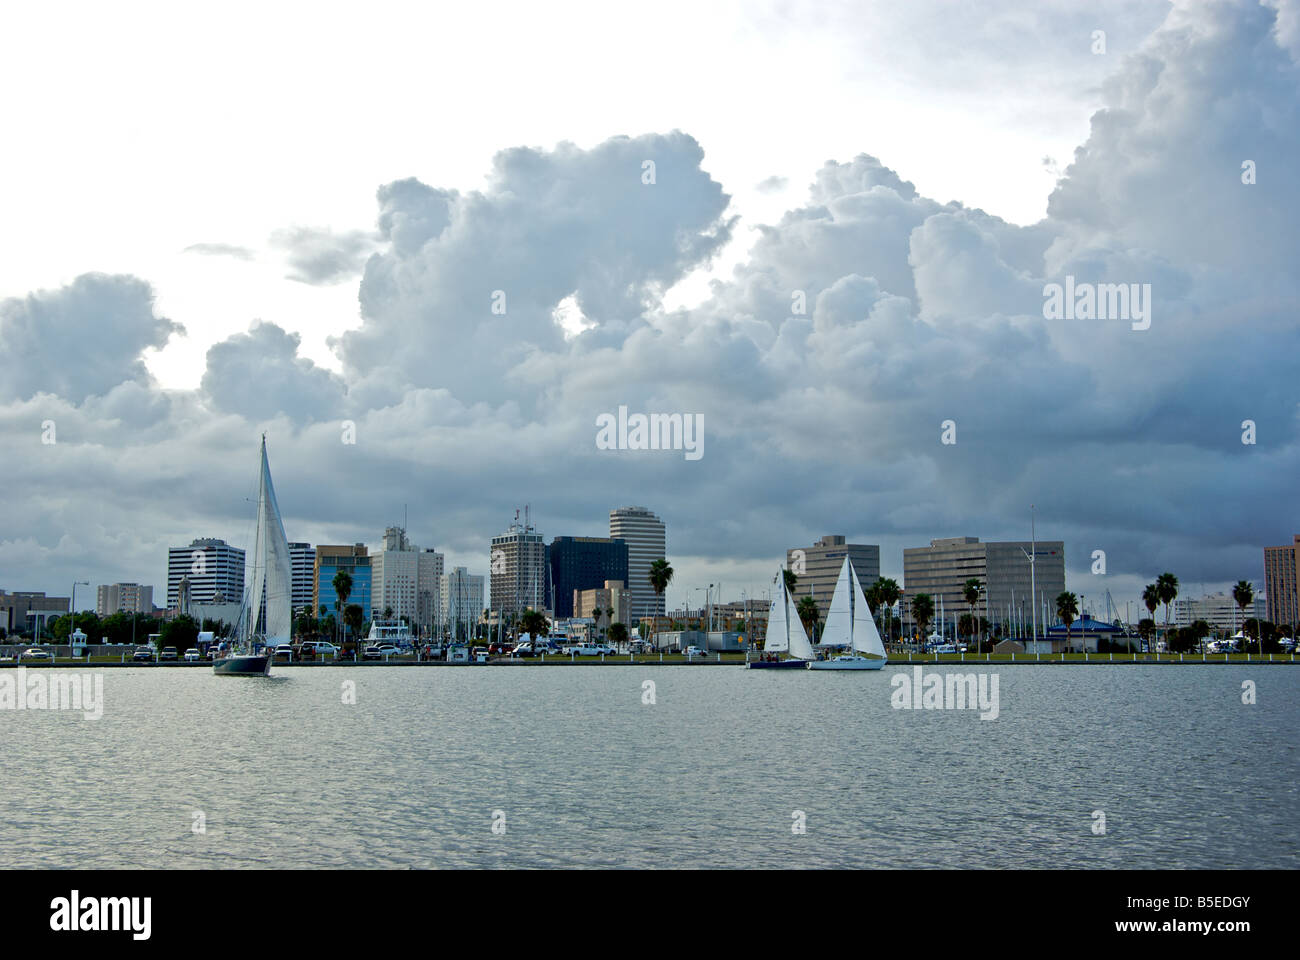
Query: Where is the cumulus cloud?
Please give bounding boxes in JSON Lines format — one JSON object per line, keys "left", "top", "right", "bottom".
{"left": 1, "top": 2, "right": 1297, "bottom": 613}
{"left": 270, "top": 226, "right": 378, "bottom": 285}
{"left": 0, "top": 273, "right": 181, "bottom": 404}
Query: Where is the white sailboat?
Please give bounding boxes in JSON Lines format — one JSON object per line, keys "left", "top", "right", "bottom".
{"left": 214, "top": 435, "right": 292, "bottom": 676}
{"left": 746, "top": 570, "right": 815, "bottom": 670}
{"left": 809, "top": 557, "right": 887, "bottom": 671}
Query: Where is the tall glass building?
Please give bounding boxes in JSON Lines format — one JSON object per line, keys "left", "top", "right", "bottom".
{"left": 546, "top": 536, "right": 628, "bottom": 619}
{"left": 314, "top": 544, "right": 373, "bottom": 619}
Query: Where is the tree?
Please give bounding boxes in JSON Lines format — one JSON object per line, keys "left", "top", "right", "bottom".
{"left": 333, "top": 569, "right": 353, "bottom": 651}
{"left": 911, "top": 593, "right": 934, "bottom": 645}
{"left": 1056, "top": 591, "right": 1080, "bottom": 653}
{"left": 1137, "top": 618, "right": 1155, "bottom": 650}
{"left": 796, "top": 596, "right": 821, "bottom": 643}
{"left": 160, "top": 615, "right": 200, "bottom": 652}
{"left": 647, "top": 559, "right": 674, "bottom": 638}
{"left": 1232, "top": 580, "right": 1255, "bottom": 653}
{"left": 963, "top": 578, "right": 984, "bottom": 649}
{"left": 591, "top": 606, "right": 603, "bottom": 640}
{"left": 343, "top": 604, "right": 365, "bottom": 647}
{"left": 1142, "top": 584, "right": 1160, "bottom": 653}
{"left": 875, "top": 577, "right": 901, "bottom": 643}
{"left": 1156, "top": 572, "right": 1179, "bottom": 651}
{"left": 518, "top": 608, "right": 548, "bottom": 641}
{"left": 608, "top": 622, "right": 628, "bottom": 648}
{"left": 782, "top": 568, "right": 798, "bottom": 596}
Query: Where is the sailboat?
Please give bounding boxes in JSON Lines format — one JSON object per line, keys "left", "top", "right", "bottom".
{"left": 214, "top": 435, "right": 292, "bottom": 677}
{"left": 809, "top": 557, "right": 887, "bottom": 671}
{"left": 746, "top": 571, "right": 815, "bottom": 670}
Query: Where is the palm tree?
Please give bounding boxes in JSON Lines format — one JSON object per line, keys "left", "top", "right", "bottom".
{"left": 518, "top": 608, "right": 548, "bottom": 642}
{"left": 1232, "top": 580, "right": 1254, "bottom": 654}
{"left": 591, "top": 606, "right": 603, "bottom": 641}
{"left": 963, "top": 577, "right": 984, "bottom": 651}
{"left": 1156, "top": 572, "right": 1178, "bottom": 653}
{"left": 647, "top": 559, "right": 674, "bottom": 641}
{"left": 608, "top": 622, "right": 628, "bottom": 650}
{"left": 911, "top": 593, "right": 934, "bottom": 647}
{"left": 875, "top": 577, "right": 901, "bottom": 644}
{"left": 1142, "top": 584, "right": 1160, "bottom": 654}
{"left": 333, "top": 569, "right": 353, "bottom": 654}
{"left": 343, "top": 604, "right": 364, "bottom": 648}
{"left": 782, "top": 568, "right": 798, "bottom": 596}
{"left": 796, "top": 595, "right": 821, "bottom": 643}
{"left": 1056, "top": 591, "right": 1080, "bottom": 653}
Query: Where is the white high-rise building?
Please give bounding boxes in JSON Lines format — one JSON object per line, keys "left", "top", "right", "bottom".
{"left": 370, "top": 527, "right": 443, "bottom": 635}
{"left": 167, "top": 538, "right": 245, "bottom": 609}
{"left": 96, "top": 582, "right": 154, "bottom": 617}
{"left": 440, "top": 567, "right": 486, "bottom": 639}
{"left": 489, "top": 509, "right": 546, "bottom": 619}
{"left": 1174, "top": 592, "right": 1267, "bottom": 632}
{"left": 288, "top": 542, "right": 315, "bottom": 614}
{"left": 609, "top": 506, "right": 667, "bottom": 619}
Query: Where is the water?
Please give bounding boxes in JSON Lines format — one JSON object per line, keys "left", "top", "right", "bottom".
{"left": 3, "top": 664, "right": 1297, "bottom": 868}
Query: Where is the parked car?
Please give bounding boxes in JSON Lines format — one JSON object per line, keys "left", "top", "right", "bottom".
{"left": 471, "top": 646, "right": 489, "bottom": 662}
{"left": 363, "top": 643, "right": 402, "bottom": 660}
{"left": 183, "top": 649, "right": 201, "bottom": 662}
{"left": 307, "top": 641, "right": 340, "bottom": 657}
{"left": 488, "top": 641, "right": 515, "bottom": 656}
{"left": 683, "top": 645, "right": 706, "bottom": 659}
{"left": 272, "top": 644, "right": 294, "bottom": 660}
{"left": 206, "top": 644, "right": 224, "bottom": 660}
{"left": 160, "top": 646, "right": 178, "bottom": 661}
{"left": 132, "top": 646, "right": 156, "bottom": 662}
{"left": 20, "top": 647, "right": 53, "bottom": 662}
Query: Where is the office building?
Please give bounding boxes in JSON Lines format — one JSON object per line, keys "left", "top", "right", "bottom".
{"left": 167, "top": 538, "right": 245, "bottom": 609}
{"left": 902, "top": 536, "right": 1066, "bottom": 635}
{"left": 0, "top": 590, "right": 69, "bottom": 637}
{"left": 1174, "top": 591, "right": 1267, "bottom": 632}
{"left": 1264, "top": 535, "right": 1300, "bottom": 631}
{"left": 609, "top": 506, "right": 666, "bottom": 619}
{"left": 573, "top": 580, "right": 630, "bottom": 627}
{"left": 370, "top": 526, "right": 444, "bottom": 634}
{"left": 546, "top": 536, "right": 628, "bottom": 619}
{"left": 315, "top": 544, "right": 372, "bottom": 620}
{"left": 490, "top": 509, "right": 547, "bottom": 619}
{"left": 785, "top": 535, "right": 881, "bottom": 619}
{"left": 96, "top": 582, "right": 154, "bottom": 617}
{"left": 440, "top": 567, "right": 485, "bottom": 639}
{"left": 288, "top": 542, "right": 315, "bottom": 614}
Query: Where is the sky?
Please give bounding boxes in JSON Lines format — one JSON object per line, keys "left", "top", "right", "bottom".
{"left": 1, "top": 0, "right": 1297, "bottom": 620}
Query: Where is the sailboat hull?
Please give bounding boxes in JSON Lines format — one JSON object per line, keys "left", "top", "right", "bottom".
{"left": 808, "top": 656, "right": 885, "bottom": 671}
{"left": 746, "top": 659, "right": 809, "bottom": 670}
{"left": 213, "top": 655, "right": 272, "bottom": 676}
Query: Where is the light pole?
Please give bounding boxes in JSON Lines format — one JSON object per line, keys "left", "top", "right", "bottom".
{"left": 68, "top": 580, "right": 88, "bottom": 656}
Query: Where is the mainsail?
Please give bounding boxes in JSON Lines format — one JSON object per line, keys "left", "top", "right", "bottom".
{"left": 849, "top": 563, "right": 887, "bottom": 659}
{"left": 821, "top": 559, "right": 853, "bottom": 647}
{"left": 244, "top": 437, "right": 293, "bottom": 645}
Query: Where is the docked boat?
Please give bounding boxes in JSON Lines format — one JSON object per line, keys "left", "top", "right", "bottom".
{"left": 214, "top": 435, "right": 292, "bottom": 677}
{"left": 808, "top": 557, "right": 887, "bottom": 671}
{"left": 747, "top": 571, "right": 815, "bottom": 670}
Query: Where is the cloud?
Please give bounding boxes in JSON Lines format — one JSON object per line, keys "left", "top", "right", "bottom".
{"left": 270, "top": 226, "right": 377, "bottom": 285}
{"left": 755, "top": 175, "right": 788, "bottom": 193}
{"left": 1, "top": 2, "right": 1297, "bottom": 615}
{"left": 0, "top": 273, "right": 181, "bottom": 404}
{"left": 183, "top": 242, "right": 255, "bottom": 260}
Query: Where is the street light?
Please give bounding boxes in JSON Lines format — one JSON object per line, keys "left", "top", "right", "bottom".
{"left": 68, "top": 580, "right": 89, "bottom": 658}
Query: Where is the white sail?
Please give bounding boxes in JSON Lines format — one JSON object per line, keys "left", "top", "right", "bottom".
{"left": 850, "top": 564, "right": 887, "bottom": 659}
{"left": 765, "top": 575, "right": 789, "bottom": 653}
{"left": 787, "top": 603, "right": 815, "bottom": 661}
{"left": 820, "top": 558, "right": 852, "bottom": 648}
{"left": 259, "top": 438, "right": 294, "bottom": 644}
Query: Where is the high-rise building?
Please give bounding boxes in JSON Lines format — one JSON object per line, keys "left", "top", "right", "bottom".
{"left": 609, "top": 506, "right": 666, "bottom": 618}
{"left": 1263, "top": 535, "right": 1300, "bottom": 631}
{"left": 902, "top": 536, "right": 1066, "bottom": 634}
{"left": 440, "top": 567, "right": 486, "bottom": 639}
{"left": 370, "top": 527, "right": 444, "bottom": 635}
{"left": 167, "top": 538, "right": 245, "bottom": 609}
{"left": 288, "top": 542, "right": 315, "bottom": 614}
{"left": 785, "top": 535, "right": 881, "bottom": 619}
{"left": 546, "top": 536, "right": 628, "bottom": 619}
{"left": 490, "top": 509, "right": 547, "bottom": 619}
{"left": 95, "top": 582, "right": 154, "bottom": 617}
{"left": 1174, "top": 592, "right": 1267, "bottom": 632}
{"left": 315, "top": 544, "right": 372, "bottom": 620}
